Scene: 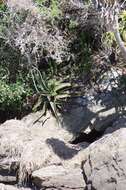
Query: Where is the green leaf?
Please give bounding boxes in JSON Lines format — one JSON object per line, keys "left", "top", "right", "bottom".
{"left": 55, "top": 94, "right": 71, "bottom": 99}
{"left": 54, "top": 83, "right": 71, "bottom": 92}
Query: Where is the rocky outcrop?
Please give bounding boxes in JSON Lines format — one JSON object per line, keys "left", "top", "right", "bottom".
{"left": 0, "top": 111, "right": 126, "bottom": 189}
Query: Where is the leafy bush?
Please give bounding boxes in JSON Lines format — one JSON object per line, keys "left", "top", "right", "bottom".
{"left": 0, "top": 2, "right": 6, "bottom": 11}
{"left": 69, "top": 19, "right": 79, "bottom": 30}
{"left": 35, "top": 0, "right": 62, "bottom": 19}
{"left": 0, "top": 80, "right": 32, "bottom": 112}
{"left": 0, "top": 0, "right": 69, "bottom": 64}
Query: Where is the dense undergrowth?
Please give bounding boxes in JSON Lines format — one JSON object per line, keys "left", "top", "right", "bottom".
{"left": 0, "top": 0, "right": 126, "bottom": 123}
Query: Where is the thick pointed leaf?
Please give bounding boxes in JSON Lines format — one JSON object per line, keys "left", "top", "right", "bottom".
{"left": 55, "top": 94, "right": 71, "bottom": 99}
{"left": 55, "top": 83, "right": 71, "bottom": 92}
{"left": 32, "top": 95, "right": 43, "bottom": 112}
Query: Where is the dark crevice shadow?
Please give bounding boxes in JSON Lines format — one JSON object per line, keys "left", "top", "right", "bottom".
{"left": 46, "top": 138, "right": 80, "bottom": 160}
{"left": 69, "top": 128, "right": 104, "bottom": 144}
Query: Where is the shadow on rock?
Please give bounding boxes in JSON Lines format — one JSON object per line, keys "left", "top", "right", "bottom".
{"left": 46, "top": 138, "right": 80, "bottom": 160}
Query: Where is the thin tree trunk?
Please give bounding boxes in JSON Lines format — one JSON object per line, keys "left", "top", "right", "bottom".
{"left": 113, "top": 15, "right": 126, "bottom": 60}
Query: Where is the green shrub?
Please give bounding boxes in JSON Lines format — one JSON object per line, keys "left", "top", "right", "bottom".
{"left": 0, "top": 80, "right": 32, "bottom": 112}
{"left": 34, "top": 0, "right": 62, "bottom": 19}
{"left": 69, "top": 19, "right": 78, "bottom": 30}
{"left": 0, "top": 3, "right": 6, "bottom": 12}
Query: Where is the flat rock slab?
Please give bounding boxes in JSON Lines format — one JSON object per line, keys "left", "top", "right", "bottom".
{"left": 0, "top": 175, "right": 16, "bottom": 185}
{"left": 32, "top": 165, "right": 85, "bottom": 189}
{"left": 0, "top": 184, "right": 32, "bottom": 190}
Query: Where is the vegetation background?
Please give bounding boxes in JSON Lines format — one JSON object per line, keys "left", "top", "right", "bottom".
{"left": 0, "top": 0, "right": 125, "bottom": 123}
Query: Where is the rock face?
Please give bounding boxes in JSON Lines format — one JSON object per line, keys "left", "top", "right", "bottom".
{"left": 0, "top": 110, "right": 126, "bottom": 189}
{"left": 82, "top": 127, "right": 126, "bottom": 190}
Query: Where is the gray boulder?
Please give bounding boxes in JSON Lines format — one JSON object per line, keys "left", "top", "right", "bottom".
{"left": 82, "top": 128, "right": 126, "bottom": 190}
